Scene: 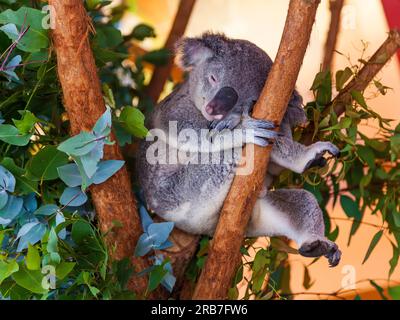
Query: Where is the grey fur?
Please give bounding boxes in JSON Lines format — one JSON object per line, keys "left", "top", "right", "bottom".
{"left": 137, "top": 33, "right": 341, "bottom": 267}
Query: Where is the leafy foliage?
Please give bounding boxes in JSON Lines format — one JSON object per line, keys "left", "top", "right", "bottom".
{"left": 0, "top": 1, "right": 170, "bottom": 300}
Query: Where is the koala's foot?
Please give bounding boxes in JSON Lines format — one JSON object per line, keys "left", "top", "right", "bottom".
{"left": 305, "top": 142, "right": 340, "bottom": 171}
{"left": 299, "top": 238, "right": 341, "bottom": 267}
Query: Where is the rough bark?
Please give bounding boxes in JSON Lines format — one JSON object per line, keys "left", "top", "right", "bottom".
{"left": 303, "top": 29, "right": 400, "bottom": 145}
{"left": 322, "top": 0, "right": 344, "bottom": 71}
{"left": 145, "top": 0, "right": 197, "bottom": 103}
{"left": 192, "top": 0, "right": 321, "bottom": 300}
{"left": 48, "top": 0, "right": 148, "bottom": 294}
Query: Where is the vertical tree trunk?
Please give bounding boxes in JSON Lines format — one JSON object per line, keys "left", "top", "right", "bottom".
{"left": 192, "top": 0, "right": 321, "bottom": 300}
{"left": 322, "top": 0, "right": 344, "bottom": 71}
{"left": 48, "top": 0, "right": 148, "bottom": 294}
{"left": 145, "top": 0, "right": 197, "bottom": 103}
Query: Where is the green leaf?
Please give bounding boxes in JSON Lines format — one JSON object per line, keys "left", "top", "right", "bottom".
{"left": 389, "top": 244, "right": 399, "bottom": 277}
{"left": 390, "top": 134, "right": 400, "bottom": 158}
{"left": 389, "top": 286, "right": 400, "bottom": 300}
{"left": 0, "top": 124, "right": 31, "bottom": 146}
{"left": 118, "top": 107, "right": 148, "bottom": 138}
{"left": 142, "top": 49, "right": 170, "bottom": 67}
{"left": 311, "top": 71, "right": 332, "bottom": 106}
{"left": 148, "top": 264, "right": 168, "bottom": 292}
{"left": 393, "top": 212, "right": 400, "bottom": 228}
{"left": 362, "top": 230, "right": 383, "bottom": 264}
{"left": 0, "top": 8, "right": 49, "bottom": 53}
{"left": 357, "top": 145, "right": 375, "bottom": 169}
{"left": 0, "top": 157, "right": 38, "bottom": 195}
{"left": 86, "top": 0, "right": 111, "bottom": 10}
{"left": 71, "top": 219, "right": 93, "bottom": 245}
{"left": 55, "top": 262, "right": 76, "bottom": 280}
{"left": 340, "top": 195, "right": 362, "bottom": 219}
{"left": 12, "top": 110, "right": 41, "bottom": 135}
{"left": 132, "top": 24, "right": 156, "bottom": 40}
{"left": 303, "top": 265, "right": 314, "bottom": 290}
{"left": 335, "top": 67, "right": 353, "bottom": 91}
{"left": 369, "top": 280, "right": 387, "bottom": 300}
{"left": 27, "top": 146, "right": 69, "bottom": 181}
{"left": 94, "top": 26, "right": 123, "bottom": 48}
{"left": 0, "top": 259, "right": 19, "bottom": 285}
{"left": 47, "top": 228, "right": 58, "bottom": 255}
{"left": 26, "top": 244, "right": 40, "bottom": 270}
{"left": 13, "top": 264, "right": 48, "bottom": 294}
{"left": 351, "top": 90, "right": 368, "bottom": 109}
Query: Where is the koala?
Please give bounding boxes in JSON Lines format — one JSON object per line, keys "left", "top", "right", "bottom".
{"left": 137, "top": 33, "right": 341, "bottom": 267}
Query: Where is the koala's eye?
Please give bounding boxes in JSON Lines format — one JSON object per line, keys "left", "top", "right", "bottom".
{"left": 209, "top": 74, "right": 217, "bottom": 85}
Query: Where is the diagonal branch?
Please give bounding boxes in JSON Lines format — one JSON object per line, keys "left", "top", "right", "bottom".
{"left": 329, "top": 29, "right": 400, "bottom": 116}
{"left": 192, "top": 0, "right": 321, "bottom": 300}
{"left": 302, "top": 29, "right": 400, "bottom": 145}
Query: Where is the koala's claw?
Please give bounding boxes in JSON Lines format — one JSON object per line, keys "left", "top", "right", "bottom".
{"left": 209, "top": 113, "right": 241, "bottom": 132}
{"left": 242, "top": 117, "right": 277, "bottom": 130}
{"left": 319, "top": 142, "right": 340, "bottom": 158}
{"left": 209, "top": 119, "right": 238, "bottom": 131}
{"left": 298, "top": 238, "right": 341, "bottom": 267}
{"left": 305, "top": 153, "right": 327, "bottom": 170}
{"left": 305, "top": 142, "right": 340, "bottom": 170}
{"left": 326, "top": 246, "right": 342, "bottom": 268}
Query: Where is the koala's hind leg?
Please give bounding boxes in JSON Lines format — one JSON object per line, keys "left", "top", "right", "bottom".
{"left": 247, "top": 189, "right": 341, "bottom": 267}
{"left": 270, "top": 136, "right": 340, "bottom": 174}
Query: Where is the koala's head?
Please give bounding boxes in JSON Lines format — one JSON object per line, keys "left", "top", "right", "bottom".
{"left": 175, "top": 33, "right": 273, "bottom": 122}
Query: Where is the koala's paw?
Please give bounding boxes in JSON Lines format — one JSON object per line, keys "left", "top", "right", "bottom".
{"left": 305, "top": 142, "right": 340, "bottom": 170}
{"left": 299, "top": 238, "right": 341, "bottom": 267}
{"left": 243, "top": 116, "right": 279, "bottom": 147}
{"left": 209, "top": 113, "right": 241, "bottom": 131}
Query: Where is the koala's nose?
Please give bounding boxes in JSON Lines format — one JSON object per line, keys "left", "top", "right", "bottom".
{"left": 206, "top": 86, "right": 239, "bottom": 119}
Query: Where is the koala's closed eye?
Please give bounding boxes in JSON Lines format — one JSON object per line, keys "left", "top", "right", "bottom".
{"left": 209, "top": 74, "right": 217, "bottom": 85}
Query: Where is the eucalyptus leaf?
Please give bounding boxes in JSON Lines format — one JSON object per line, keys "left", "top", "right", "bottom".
{"left": 0, "top": 124, "right": 31, "bottom": 146}
{"left": 59, "top": 187, "right": 88, "bottom": 207}
{"left": 92, "top": 160, "right": 124, "bottom": 185}
{"left": 27, "top": 146, "right": 69, "bottom": 181}
{"left": 0, "top": 7, "right": 49, "bottom": 53}
{"left": 57, "top": 131, "right": 98, "bottom": 156}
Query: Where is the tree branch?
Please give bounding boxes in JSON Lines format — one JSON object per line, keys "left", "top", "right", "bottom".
{"left": 322, "top": 0, "right": 345, "bottom": 71}
{"left": 302, "top": 29, "right": 400, "bottom": 145}
{"left": 145, "top": 0, "right": 197, "bottom": 103}
{"left": 330, "top": 29, "right": 400, "bottom": 116}
{"left": 48, "top": 0, "right": 148, "bottom": 294}
{"left": 192, "top": 0, "right": 321, "bottom": 300}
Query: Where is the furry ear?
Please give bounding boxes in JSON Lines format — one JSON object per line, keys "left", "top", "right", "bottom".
{"left": 174, "top": 37, "right": 214, "bottom": 70}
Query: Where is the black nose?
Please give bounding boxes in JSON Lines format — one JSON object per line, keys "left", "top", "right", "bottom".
{"left": 206, "top": 86, "right": 239, "bottom": 117}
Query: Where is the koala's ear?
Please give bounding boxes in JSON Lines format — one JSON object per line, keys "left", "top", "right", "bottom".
{"left": 174, "top": 37, "right": 214, "bottom": 70}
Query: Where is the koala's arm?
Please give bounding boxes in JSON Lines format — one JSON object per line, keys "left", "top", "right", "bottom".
{"left": 269, "top": 90, "right": 339, "bottom": 174}
{"left": 270, "top": 135, "right": 339, "bottom": 174}
{"left": 152, "top": 103, "right": 278, "bottom": 154}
